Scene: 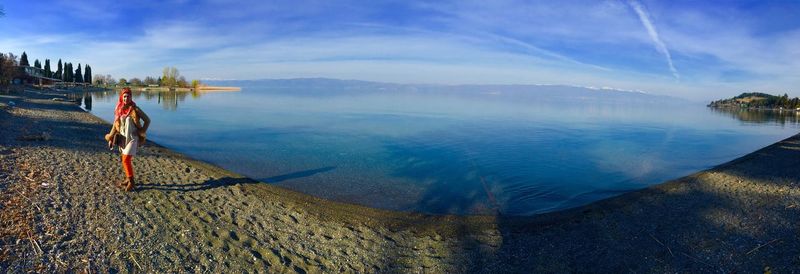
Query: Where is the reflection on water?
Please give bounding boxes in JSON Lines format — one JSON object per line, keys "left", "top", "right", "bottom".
{"left": 82, "top": 94, "right": 92, "bottom": 111}
{"left": 709, "top": 107, "right": 800, "bottom": 125}
{"left": 82, "top": 88, "right": 800, "bottom": 216}
{"left": 89, "top": 90, "right": 204, "bottom": 111}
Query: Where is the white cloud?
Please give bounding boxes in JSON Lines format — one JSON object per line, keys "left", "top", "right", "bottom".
{"left": 627, "top": 0, "right": 679, "bottom": 80}
{"left": 4, "top": 1, "right": 800, "bottom": 102}
{"left": 139, "top": 21, "right": 239, "bottom": 49}
{"left": 652, "top": 8, "right": 800, "bottom": 94}
{"left": 55, "top": 0, "right": 120, "bottom": 21}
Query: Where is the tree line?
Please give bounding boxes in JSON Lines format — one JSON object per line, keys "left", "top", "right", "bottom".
{"left": 95, "top": 66, "right": 202, "bottom": 89}
{"left": 2, "top": 50, "right": 202, "bottom": 89}
{"left": 0, "top": 51, "right": 93, "bottom": 84}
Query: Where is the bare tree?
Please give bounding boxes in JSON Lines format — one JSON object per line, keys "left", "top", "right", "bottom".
{"left": 0, "top": 53, "right": 18, "bottom": 86}
{"left": 105, "top": 74, "right": 116, "bottom": 86}
{"left": 161, "top": 66, "right": 180, "bottom": 87}
{"left": 144, "top": 76, "right": 157, "bottom": 85}
{"left": 93, "top": 74, "right": 106, "bottom": 85}
{"left": 177, "top": 76, "right": 188, "bottom": 88}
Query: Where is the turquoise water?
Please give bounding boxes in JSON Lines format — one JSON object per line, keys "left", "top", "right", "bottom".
{"left": 83, "top": 84, "right": 800, "bottom": 215}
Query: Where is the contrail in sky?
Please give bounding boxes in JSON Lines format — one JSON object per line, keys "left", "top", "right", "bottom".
{"left": 628, "top": 0, "right": 679, "bottom": 80}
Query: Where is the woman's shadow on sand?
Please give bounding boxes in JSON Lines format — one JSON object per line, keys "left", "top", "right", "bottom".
{"left": 137, "top": 166, "right": 336, "bottom": 192}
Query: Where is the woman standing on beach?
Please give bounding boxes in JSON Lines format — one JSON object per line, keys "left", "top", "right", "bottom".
{"left": 104, "top": 87, "right": 150, "bottom": 191}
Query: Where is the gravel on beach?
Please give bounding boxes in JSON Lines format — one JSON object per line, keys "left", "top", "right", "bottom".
{"left": 1, "top": 89, "right": 799, "bottom": 273}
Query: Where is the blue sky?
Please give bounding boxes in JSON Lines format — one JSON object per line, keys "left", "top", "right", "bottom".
{"left": 1, "top": 0, "right": 799, "bottom": 101}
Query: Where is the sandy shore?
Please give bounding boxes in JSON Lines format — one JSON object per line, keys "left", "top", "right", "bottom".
{"left": 1, "top": 89, "right": 799, "bottom": 273}
{"left": 196, "top": 86, "right": 241, "bottom": 92}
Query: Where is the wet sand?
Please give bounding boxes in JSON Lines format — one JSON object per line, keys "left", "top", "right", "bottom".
{"left": 1, "top": 89, "right": 799, "bottom": 273}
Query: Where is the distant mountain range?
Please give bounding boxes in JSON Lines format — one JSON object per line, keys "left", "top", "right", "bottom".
{"left": 708, "top": 92, "right": 800, "bottom": 110}
{"left": 205, "top": 78, "right": 688, "bottom": 104}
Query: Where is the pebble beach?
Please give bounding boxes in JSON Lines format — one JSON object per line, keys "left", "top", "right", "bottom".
{"left": 1, "top": 89, "right": 799, "bottom": 273}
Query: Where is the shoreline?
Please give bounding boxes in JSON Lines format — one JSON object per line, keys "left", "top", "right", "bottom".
{"left": 1, "top": 88, "right": 799, "bottom": 272}
{"left": 129, "top": 86, "right": 240, "bottom": 92}
{"left": 39, "top": 85, "right": 242, "bottom": 93}
{"left": 709, "top": 105, "right": 800, "bottom": 113}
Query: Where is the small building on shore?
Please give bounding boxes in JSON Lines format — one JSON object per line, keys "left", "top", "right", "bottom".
{"left": 13, "top": 65, "right": 63, "bottom": 86}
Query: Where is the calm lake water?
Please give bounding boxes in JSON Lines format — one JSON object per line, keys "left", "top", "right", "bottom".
{"left": 83, "top": 85, "right": 800, "bottom": 215}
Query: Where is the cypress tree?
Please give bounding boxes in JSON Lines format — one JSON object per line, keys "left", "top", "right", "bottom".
{"left": 64, "top": 63, "right": 72, "bottom": 82}
{"left": 34, "top": 59, "right": 41, "bottom": 69}
{"left": 20, "top": 51, "right": 29, "bottom": 66}
{"left": 84, "top": 65, "right": 91, "bottom": 83}
{"left": 56, "top": 59, "right": 62, "bottom": 79}
{"left": 44, "top": 59, "right": 51, "bottom": 78}
{"left": 75, "top": 63, "right": 83, "bottom": 83}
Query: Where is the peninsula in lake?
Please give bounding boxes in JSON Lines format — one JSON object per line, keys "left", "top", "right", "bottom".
{"left": 708, "top": 92, "right": 800, "bottom": 110}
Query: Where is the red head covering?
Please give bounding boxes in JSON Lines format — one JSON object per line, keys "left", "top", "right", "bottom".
{"left": 114, "top": 87, "right": 136, "bottom": 121}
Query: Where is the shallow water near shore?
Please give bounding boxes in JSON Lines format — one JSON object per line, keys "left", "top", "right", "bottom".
{"left": 82, "top": 85, "right": 800, "bottom": 215}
